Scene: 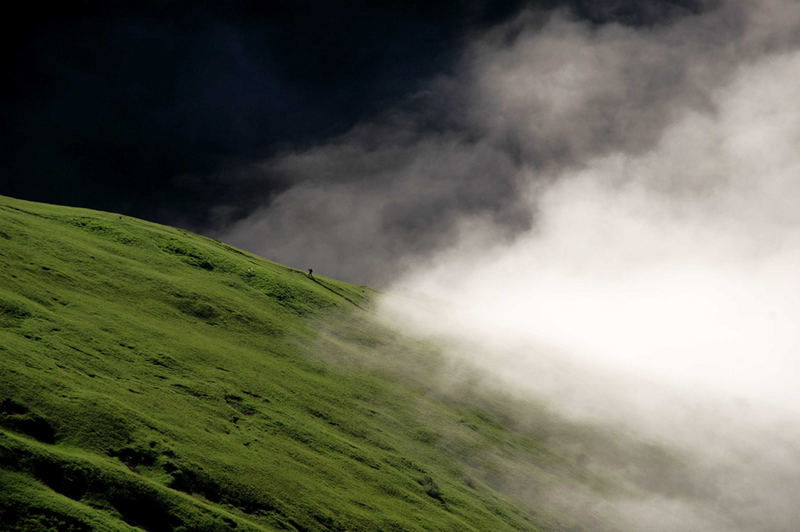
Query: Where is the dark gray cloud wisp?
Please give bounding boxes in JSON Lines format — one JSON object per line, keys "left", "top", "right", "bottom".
{"left": 216, "top": 0, "right": 797, "bottom": 285}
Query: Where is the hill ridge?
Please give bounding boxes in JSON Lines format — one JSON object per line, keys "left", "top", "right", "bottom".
{"left": 0, "top": 194, "right": 636, "bottom": 531}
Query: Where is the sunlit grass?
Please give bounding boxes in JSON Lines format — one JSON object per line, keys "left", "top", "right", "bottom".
{"left": 0, "top": 195, "right": 654, "bottom": 531}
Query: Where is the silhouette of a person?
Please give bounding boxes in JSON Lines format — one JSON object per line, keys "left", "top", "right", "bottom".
{"left": 307, "top": 268, "right": 313, "bottom": 277}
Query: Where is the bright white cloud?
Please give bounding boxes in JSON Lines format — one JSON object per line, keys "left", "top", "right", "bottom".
{"left": 379, "top": 6, "right": 800, "bottom": 530}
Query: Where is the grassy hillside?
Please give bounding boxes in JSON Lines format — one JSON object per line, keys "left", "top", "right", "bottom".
{"left": 0, "top": 195, "right": 678, "bottom": 531}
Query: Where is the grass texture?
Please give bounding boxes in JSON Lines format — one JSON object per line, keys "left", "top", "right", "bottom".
{"left": 0, "top": 195, "right": 659, "bottom": 531}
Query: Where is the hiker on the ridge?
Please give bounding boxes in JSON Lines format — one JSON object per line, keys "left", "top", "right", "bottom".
{"left": 308, "top": 268, "right": 313, "bottom": 277}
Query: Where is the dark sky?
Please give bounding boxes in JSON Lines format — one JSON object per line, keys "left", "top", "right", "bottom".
{"left": 2, "top": 1, "right": 520, "bottom": 225}
{"left": 1, "top": 1, "right": 702, "bottom": 229}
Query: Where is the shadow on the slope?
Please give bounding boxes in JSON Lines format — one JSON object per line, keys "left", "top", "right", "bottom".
{"left": 306, "top": 275, "right": 366, "bottom": 311}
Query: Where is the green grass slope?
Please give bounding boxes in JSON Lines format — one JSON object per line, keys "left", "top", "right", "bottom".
{"left": 0, "top": 195, "right": 675, "bottom": 531}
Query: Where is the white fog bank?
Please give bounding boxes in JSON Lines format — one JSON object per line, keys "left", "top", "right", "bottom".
{"left": 379, "top": 28, "right": 800, "bottom": 532}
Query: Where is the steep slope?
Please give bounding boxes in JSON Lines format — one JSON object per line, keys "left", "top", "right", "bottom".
{"left": 0, "top": 195, "right": 657, "bottom": 531}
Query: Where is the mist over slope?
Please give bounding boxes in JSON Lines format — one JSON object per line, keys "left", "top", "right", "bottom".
{"left": 6, "top": 1, "right": 800, "bottom": 530}
{"left": 214, "top": 1, "right": 800, "bottom": 529}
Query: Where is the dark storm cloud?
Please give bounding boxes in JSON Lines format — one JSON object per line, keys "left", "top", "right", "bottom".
{"left": 220, "top": 0, "right": 789, "bottom": 285}
{"left": 2, "top": 1, "right": 705, "bottom": 250}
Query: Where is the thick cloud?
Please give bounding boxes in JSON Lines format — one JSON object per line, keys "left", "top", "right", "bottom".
{"left": 219, "top": 0, "right": 799, "bottom": 285}
{"left": 372, "top": 1, "right": 800, "bottom": 529}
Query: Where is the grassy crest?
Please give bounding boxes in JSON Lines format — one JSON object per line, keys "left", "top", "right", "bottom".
{"left": 0, "top": 195, "right": 644, "bottom": 531}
